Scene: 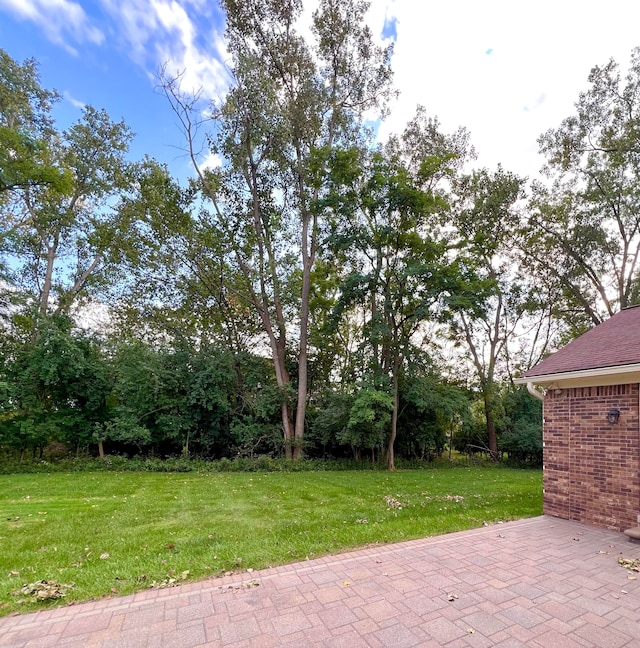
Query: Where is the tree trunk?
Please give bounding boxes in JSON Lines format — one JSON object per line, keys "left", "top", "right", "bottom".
{"left": 273, "top": 343, "right": 295, "bottom": 459}
{"left": 484, "top": 392, "right": 499, "bottom": 461}
{"left": 98, "top": 440, "right": 105, "bottom": 458}
{"left": 182, "top": 429, "right": 190, "bottom": 459}
{"left": 387, "top": 363, "right": 399, "bottom": 471}
{"left": 256, "top": 297, "right": 294, "bottom": 458}
{"left": 282, "top": 403, "right": 295, "bottom": 460}
{"left": 293, "top": 213, "right": 313, "bottom": 461}
{"left": 39, "top": 241, "right": 57, "bottom": 314}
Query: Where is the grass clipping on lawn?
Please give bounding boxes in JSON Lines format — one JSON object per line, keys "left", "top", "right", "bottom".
{"left": 0, "top": 465, "right": 541, "bottom": 615}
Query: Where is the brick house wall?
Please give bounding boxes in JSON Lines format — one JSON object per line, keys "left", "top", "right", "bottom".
{"left": 543, "top": 384, "right": 640, "bottom": 531}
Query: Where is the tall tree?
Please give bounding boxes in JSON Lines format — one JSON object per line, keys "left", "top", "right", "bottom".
{"left": 112, "top": 162, "right": 261, "bottom": 352}
{"left": 162, "top": 0, "right": 394, "bottom": 459}
{"left": 2, "top": 106, "right": 159, "bottom": 320}
{"left": 324, "top": 125, "right": 469, "bottom": 469}
{"left": 0, "top": 49, "right": 71, "bottom": 287}
{"left": 0, "top": 49, "right": 69, "bottom": 198}
{"left": 446, "top": 167, "right": 527, "bottom": 459}
{"left": 523, "top": 47, "right": 640, "bottom": 330}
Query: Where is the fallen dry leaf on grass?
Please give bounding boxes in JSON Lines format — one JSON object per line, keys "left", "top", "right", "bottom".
{"left": 149, "top": 570, "right": 190, "bottom": 589}
{"left": 12, "top": 580, "right": 73, "bottom": 602}
{"left": 384, "top": 495, "right": 403, "bottom": 510}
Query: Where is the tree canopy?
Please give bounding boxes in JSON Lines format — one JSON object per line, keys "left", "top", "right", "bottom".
{"left": 523, "top": 47, "right": 640, "bottom": 333}
{"left": 6, "top": 12, "right": 638, "bottom": 467}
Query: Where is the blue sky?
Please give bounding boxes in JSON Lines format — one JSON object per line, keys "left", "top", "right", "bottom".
{"left": 1, "top": 0, "right": 640, "bottom": 183}
{"left": 0, "top": 0, "right": 230, "bottom": 180}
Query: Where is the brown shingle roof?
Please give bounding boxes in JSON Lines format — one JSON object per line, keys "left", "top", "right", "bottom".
{"left": 524, "top": 304, "right": 640, "bottom": 378}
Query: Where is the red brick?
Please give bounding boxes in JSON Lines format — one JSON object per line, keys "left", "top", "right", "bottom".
{"left": 543, "top": 384, "right": 640, "bottom": 531}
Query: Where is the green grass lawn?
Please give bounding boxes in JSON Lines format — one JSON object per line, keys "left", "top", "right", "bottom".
{"left": 0, "top": 466, "right": 541, "bottom": 616}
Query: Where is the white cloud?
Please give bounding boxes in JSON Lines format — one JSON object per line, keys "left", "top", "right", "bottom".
{"left": 0, "top": 0, "right": 103, "bottom": 54}
{"left": 100, "top": 0, "right": 230, "bottom": 102}
{"left": 369, "top": 0, "right": 640, "bottom": 180}
{"left": 523, "top": 94, "right": 546, "bottom": 114}
{"left": 63, "top": 90, "right": 86, "bottom": 109}
{"left": 200, "top": 151, "right": 221, "bottom": 170}
{"left": 6, "top": 0, "right": 638, "bottom": 187}
{"left": 101, "top": 0, "right": 159, "bottom": 64}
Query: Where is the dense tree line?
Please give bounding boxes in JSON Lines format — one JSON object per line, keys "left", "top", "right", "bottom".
{"left": 0, "top": 313, "right": 540, "bottom": 463}
{"left": 2, "top": 0, "right": 639, "bottom": 467}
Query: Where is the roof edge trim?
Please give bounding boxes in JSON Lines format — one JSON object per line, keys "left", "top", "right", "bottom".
{"left": 514, "top": 362, "right": 640, "bottom": 385}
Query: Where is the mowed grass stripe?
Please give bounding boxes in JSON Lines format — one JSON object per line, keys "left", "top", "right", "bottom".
{"left": 0, "top": 467, "right": 541, "bottom": 615}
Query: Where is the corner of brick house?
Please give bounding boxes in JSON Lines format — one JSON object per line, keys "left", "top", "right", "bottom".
{"left": 516, "top": 305, "right": 640, "bottom": 534}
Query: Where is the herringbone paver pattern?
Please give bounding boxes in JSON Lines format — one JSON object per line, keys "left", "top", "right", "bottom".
{"left": 2, "top": 516, "right": 640, "bottom": 647}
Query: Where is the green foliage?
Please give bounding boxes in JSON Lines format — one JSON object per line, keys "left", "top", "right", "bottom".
{"left": 396, "top": 375, "right": 471, "bottom": 460}
{"left": 6, "top": 21, "right": 618, "bottom": 471}
{"left": 320, "top": 130, "right": 481, "bottom": 468}
{"left": 445, "top": 166, "right": 529, "bottom": 459}
{"left": 310, "top": 391, "right": 352, "bottom": 449}
{"left": 0, "top": 316, "right": 110, "bottom": 454}
{"left": 500, "top": 387, "right": 543, "bottom": 464}
{"left": 159, "top": 0, "right": 398, "bottom": 459}
{"left": 0, "top": 323, "right": 286, "bottom": 460}
{"left": 523, "top": 46, "right": 640, "bottom": 328}
{"left": 0, "top": 49, "right": 70, "bottom": 196}
{"left": 0, "top": 47, "right": 179, "bottom": 325}
{"left": 450, "top": 387, "right": 542, "bottom": 465}
{"left": 103, "top": 344, "right": 280, "bottom": 458}
{"left": 95, "top": 415, "right": 152, "bottom": 449}
{"left": 339, "top": 388, "right": 394, "bottom": 458}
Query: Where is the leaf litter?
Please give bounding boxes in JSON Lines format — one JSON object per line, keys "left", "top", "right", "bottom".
{"left": 617, "top": 557, "right": 640, "bottom": 573}
{"left": 148, "top": 570, "right": 190, "bottom": 589}
{"left": 384, "top": 495, "right": 403, "bottom": 510}
{"left": 12, "top": 580, "right": 74, "bottom": 602}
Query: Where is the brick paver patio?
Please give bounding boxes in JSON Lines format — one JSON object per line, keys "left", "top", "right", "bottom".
{"left": 2, "top": 516, "right": 640, "bottom": 647}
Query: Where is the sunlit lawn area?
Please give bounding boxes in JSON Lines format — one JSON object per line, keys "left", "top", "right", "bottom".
{"left": 1, "top": 466, "right": 541, "bottom": 616}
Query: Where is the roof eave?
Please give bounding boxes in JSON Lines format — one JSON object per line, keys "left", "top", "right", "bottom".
{"left": 514, "top": 363, "right": 640, "bottom": 389}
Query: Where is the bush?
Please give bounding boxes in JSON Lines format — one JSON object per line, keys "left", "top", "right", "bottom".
{"left": 0, "top": 454, "right": 470, "bottom": 474}
{"left": 501, "top": 421, "right": 542, "bottom": 465}
{"left": 500, "top": 388, "right": 543, "bottom": 465}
